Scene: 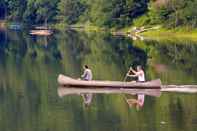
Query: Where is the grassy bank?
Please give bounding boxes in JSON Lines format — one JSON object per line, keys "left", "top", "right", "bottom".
{"left": 119, "top": 24, "right": 197, "bottom": 41}
{"left": 141, "top": 28, "right": 197, "bottom": 40}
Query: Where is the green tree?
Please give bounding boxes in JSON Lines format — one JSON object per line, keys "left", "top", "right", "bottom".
{"left": 23, "top": 0, "right": 37, "bottom": 24}
{"left": 149, "top": 0, "right": 197, "bottom": 28}
{"left": 83, "top": 0, "right": 148, "bottom": 28}
{"left": 0, "top": 0, "right": 7, "bottom": 19}
{"left": 6, "top": 0, "right": 27, "bottom": 21}
{"left": 34, "top": 0, "right": 58, "bottom": 26}
{"left": 58, "top": 0, "right": 86, "bottom": 24}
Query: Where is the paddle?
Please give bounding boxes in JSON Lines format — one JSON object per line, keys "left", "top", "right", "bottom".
{"left": 122, "top": 67, "right": 134, "bottom": 105}
{"left": 123, "top": 75, "right": 128, "bottom": 82}
{"left": 123, "top": 67, "right": 132, "bottom": 81}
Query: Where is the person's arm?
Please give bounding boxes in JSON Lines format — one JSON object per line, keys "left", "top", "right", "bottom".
{"left": 81, "top": 70, "right": 87, "bottom": 78}
{"left": 127, "top": 73, "right": 137, "bottom": 77}
{"left": 136, "top": 71, "right": 143, "bottom": 77}
{"left": 130, "top": 67, "right": 137, "bottom": 74}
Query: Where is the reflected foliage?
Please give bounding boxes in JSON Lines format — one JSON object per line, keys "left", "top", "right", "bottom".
{"left": 0, "top": 30, "right": 197, "bottom": 131}
{"left": 139, "top": 39, "right": 197, "bottom": 84}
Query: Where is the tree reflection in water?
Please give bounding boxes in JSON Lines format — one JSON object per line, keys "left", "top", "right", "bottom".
{"left": 0, "top": 29, "right": 197, "bottom": 131}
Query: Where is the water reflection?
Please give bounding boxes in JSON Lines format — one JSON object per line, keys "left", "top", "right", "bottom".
{"left": 125, "top": 94, "right": 145, "bottom": 110}
{"left": 57, "top": 87, "right": 161, "bottom": 97}
{"left": 58, "top": 87, "right": 148, "bottom": 109}
{"left": 134, "top": 39, "right": 197, "bottom": 84}
{"left": 0, "top": 29, "right": 197, "bottom": 131}
{"left": 81, "top": 93, "right": 93, "bottom": 107}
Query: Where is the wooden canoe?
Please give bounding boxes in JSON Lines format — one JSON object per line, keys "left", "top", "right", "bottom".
{"left": 57, "top": 74, "right": 162, "bottom": 89}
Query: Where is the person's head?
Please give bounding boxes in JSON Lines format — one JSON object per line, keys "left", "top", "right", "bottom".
{"left": 83, "top": 65, "right": 89, "bottom": 69}
{"left": 137, "top": 65, "right": 142, "bottom": 71}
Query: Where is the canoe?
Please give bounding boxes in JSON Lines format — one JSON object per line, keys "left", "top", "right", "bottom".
{"left": 57, "top": 74, "right": 162, "bottom": 89}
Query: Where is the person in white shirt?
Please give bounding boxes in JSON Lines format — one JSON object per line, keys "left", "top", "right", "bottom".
{"left": 126, "top": 65, "right": 145, "bottom": 82}
{"left": 81, "top": 65, "right": 93, "bottom": 81}
{"left": 81, "top": 65, "right": 93, "bottom": 107}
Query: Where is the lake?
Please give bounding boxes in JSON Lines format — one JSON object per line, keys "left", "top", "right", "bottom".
{"left": 0, "top": 29, "right": 197, "bottom": 131}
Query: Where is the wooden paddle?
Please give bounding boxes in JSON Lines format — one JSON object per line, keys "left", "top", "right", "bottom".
{"left": 123, "top": 67, "right": 136, "bottom": 108}
{"left": 123, "top": 67, "right": 132, "bottom": 81}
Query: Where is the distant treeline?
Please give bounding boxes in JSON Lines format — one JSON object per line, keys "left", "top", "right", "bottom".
{"left": 0, "top": 0, "right": 197, "bottom": 28}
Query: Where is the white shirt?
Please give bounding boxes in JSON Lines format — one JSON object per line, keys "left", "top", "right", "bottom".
{"left": 82, "top": 69, "right": 92, "bottom": 81}
{"left": 137, "top": 94, "right": 145, "bottom": 107}
{"left": 136, "top": 70, "right": 145, "bottom": 82}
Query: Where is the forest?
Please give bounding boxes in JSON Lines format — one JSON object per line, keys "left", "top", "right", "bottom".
{"left": 0, "top": 0, "right": 197, "bottom": 29}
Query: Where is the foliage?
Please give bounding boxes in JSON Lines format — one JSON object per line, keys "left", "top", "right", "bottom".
{"left": 4, "top": 0, "right": 58, "bottom": 24}
{"left": 0, "top": 0, "right": 7, "bottom": 19}
{"left": 82, "top": 0, "right": 148, "bottom": 28}
{"left": 6, "top": 0, "right": 27, "bottom": 21}
{"left": 1, "top": 0, "right": 197, "bottom": 28}
{"left": 58, "top": 0, "right": 86, "bottom": 24}
{"left": 149, "top": 0, "right": 197, "bottom": 28}
{"left": 2, "top": 0, "right": 149, "bottom": 27}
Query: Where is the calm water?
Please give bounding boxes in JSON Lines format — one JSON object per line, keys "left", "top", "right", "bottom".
{"left": 0, "top": 29, "right": 197, "bottom": 131}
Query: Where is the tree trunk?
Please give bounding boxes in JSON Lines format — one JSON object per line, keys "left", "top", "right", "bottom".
{"left": 171, "top": 0, "right": 178, "bottom": 28}
{"left": 44, "top": 36, "right": 48, "bottom": 47}
{"left": 45, "top": 18, "right": 48, "bottom": 28}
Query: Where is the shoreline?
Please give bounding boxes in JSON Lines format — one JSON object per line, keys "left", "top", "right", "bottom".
{"left": 141, "top": 28, "right": 197, "bottom": 40}
{"left": 120, "top": 25, "right": 197, "bottom": 40}
{"left": 67, "top": 24, "right": 197, "bottom": 41}
{"left": 3, "top": 21, "right": 197, "bottom": 40}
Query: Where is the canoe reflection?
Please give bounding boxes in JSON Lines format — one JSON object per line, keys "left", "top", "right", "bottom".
{"left": 58, "top": 87, "right": 160, "bottom": 107}
{"left": 58, "top": 86, "right": 161, "bottom": 97}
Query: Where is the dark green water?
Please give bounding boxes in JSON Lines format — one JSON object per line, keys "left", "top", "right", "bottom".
{"left": 0, "top": 29, "right": 197, "bottom": 131}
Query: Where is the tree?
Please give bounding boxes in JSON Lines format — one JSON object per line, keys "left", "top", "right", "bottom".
{"left": 58, "top": 0, "right": 86, "bottom": 24}
{"left": 84, "top": 0, "right": 148, "bottom": 28}
{"left": 6, "top": 0, "right": 27, "bottom": 21}
{"left": 23, "top": 0, "right": 37, "bottom": 24}
{"left": 0, "top": 0, "right": 7, "bottom": 19}
{"left": 34, "top": 0, "right": 58, "bottom": 26}
{"left": 149, "top": 0, "right": 197, "bottom": 28}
